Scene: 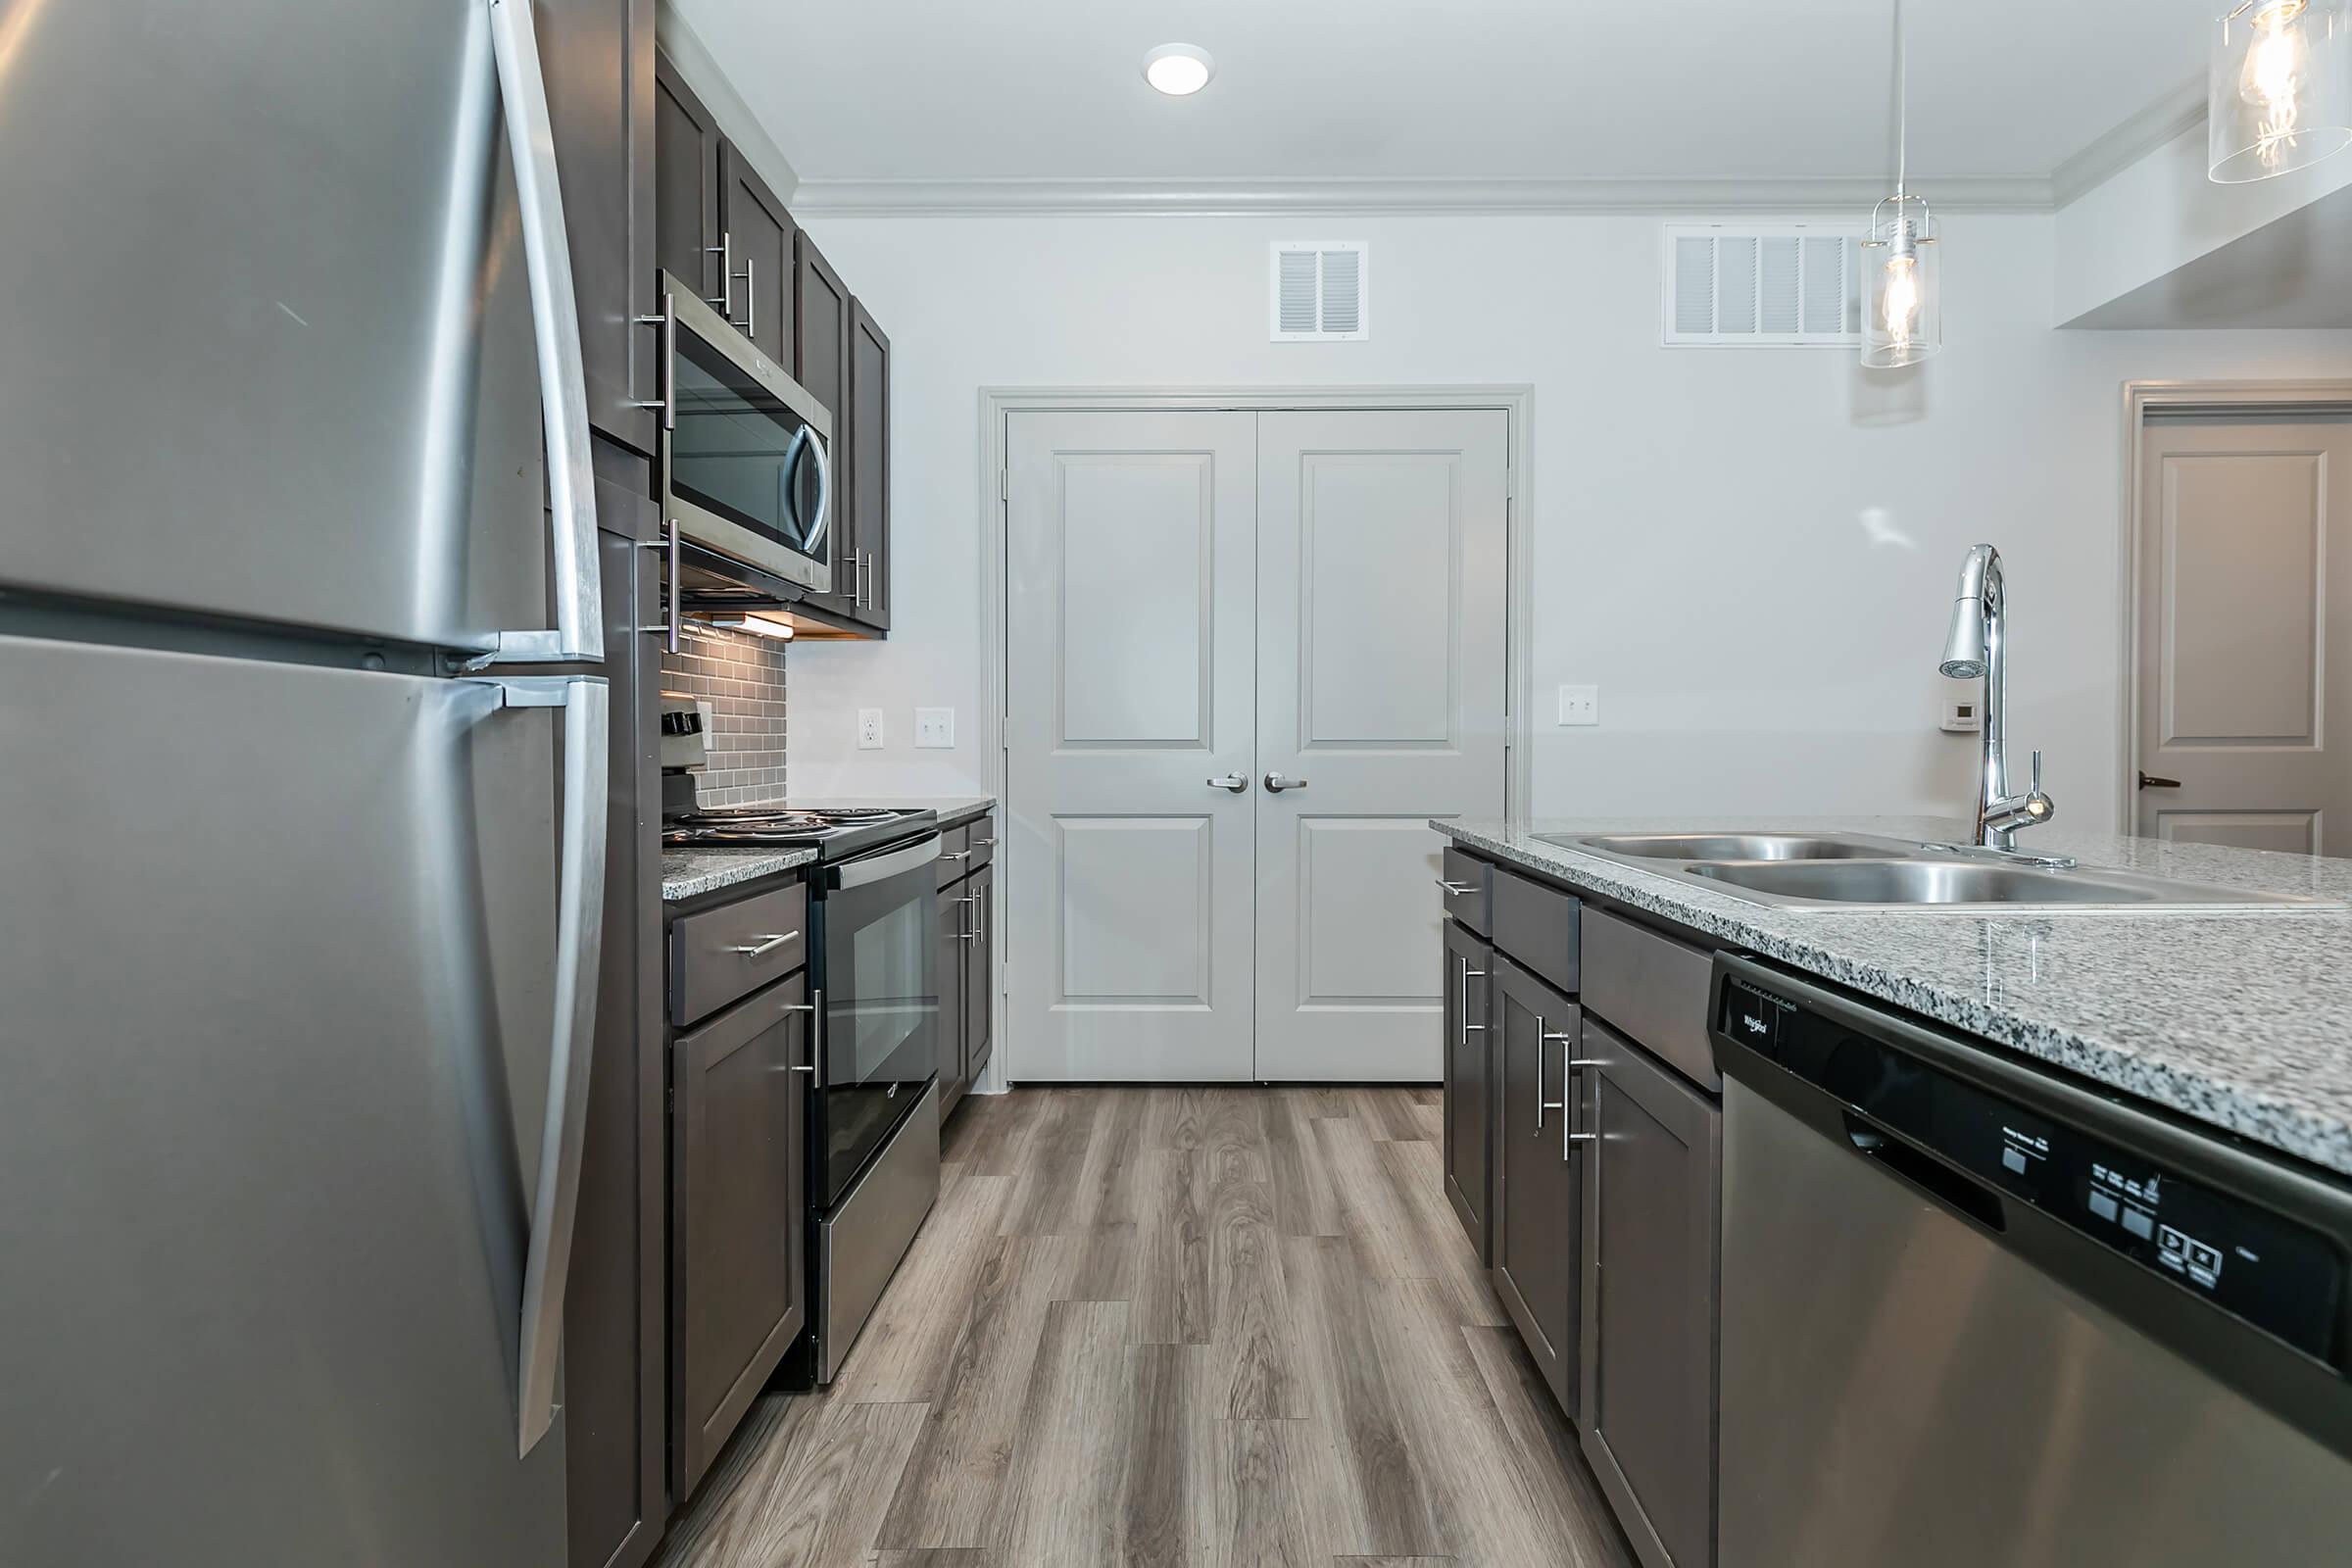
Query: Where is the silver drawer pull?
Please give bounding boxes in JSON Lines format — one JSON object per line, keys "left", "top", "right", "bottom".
{"left": 945, "top": 850, "right": 973, "bottom": 862}
{"left": 1436, "top": 878, "right": 1476, "bottom": 895}
{"left": 972, "top": 835, "right": 998, "bottom": 847}
{"left": 729, "top": 931, "right": 800, "bottom": 957}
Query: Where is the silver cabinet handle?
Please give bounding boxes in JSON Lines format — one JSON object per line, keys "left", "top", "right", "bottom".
{"left": 1537, "top": 1018, "right": 1573, "bottom": 1127}
{"left": 853, "top": 548, "right": 871, "bottom": 609}
{"left": 1454, "top": 956, "right": 1488, "bottom": 1047}
{"left": 708, "top": 232, "right": 733, "bottom": 318}
{"left": 783, "top": 997, "right": 819, "bottom": 1072}
{"left": 737, "top": 254, "right": 756, "bottom": 337}
{"left": 729, "top": 931, "right": 800, "bottom": 957}
{"left": 1565, "top": 1055, "right": 1602, "bottom": 1152}
{"left": 973, "top": 836, "right": 998, "bottom": 848}
{"left": 470, "top": 673, "right": 609, "bottom": 1457}
{"left": 1264, "top": 772, "right": 1307, "bottom": 793}
{"left": 808, "top": 987, "right": 825, "bottom": 1087}
{"left": 944, "top": 850, "right": 973, "bottom": 862}
{"left": 1207, "top": 773, "right": 1249, "bottom": 793}
{"left": 635, "top": 516, "right": 680, "bottom": 655}
{"left": 957, "top": 890, "right": 980, "bottom": 943}
{"left": 1436, "top": 878, "right": 1476, "bottom": 895}
{"left": 486, "top": 0, "right": 601, "bottom": 665}
{"left": 626, "top": 289, "right": 675, "bottom": 428}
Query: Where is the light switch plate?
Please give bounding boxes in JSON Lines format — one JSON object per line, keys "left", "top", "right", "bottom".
{"left": 915, "top": 707, "right": 956, "bottom": 749}
{"left": 1557, "top": 684, "right": 1599, "bottom": 726}
{"left": 858, "top": 708, "right": 885, "bottom": 750}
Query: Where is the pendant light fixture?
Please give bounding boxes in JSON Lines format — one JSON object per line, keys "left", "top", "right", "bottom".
{"left": 1861, "top": 0, "right": 1940, "bottom": 368}
{"left": 2209, "top": 1, "right": 2352, "bottom": 182}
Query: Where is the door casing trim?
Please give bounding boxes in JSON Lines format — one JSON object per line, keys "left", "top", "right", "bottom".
{"left": 979, "top": 385, "right": 1536, "bottom": 1089}
{"left": 2118, "top": 380, "right": 2352, "bottom": 829}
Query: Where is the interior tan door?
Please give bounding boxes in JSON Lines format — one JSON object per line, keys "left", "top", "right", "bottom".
{"left": 1004, "top": 412, "right": 1259, "bottom": 1080}
{"left": 2136, "top": 415, "right": 2352, "bottom": 856}
{"left": 1252, "top": 410, "right": 1510, "bottom": 1080}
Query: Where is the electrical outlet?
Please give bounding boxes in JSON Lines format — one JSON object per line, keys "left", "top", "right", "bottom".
{"left": 857, "top": 709, "right": 885, "bottom": 750}
{"left": 1557, "top": 684, "right": 1599, "bottom": 726}
{"left": 915, "top": 708, "right": 956, "bottom": 749}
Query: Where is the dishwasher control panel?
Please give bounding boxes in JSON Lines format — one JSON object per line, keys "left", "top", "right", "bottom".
{"left": 1721, "top": 974, "right": 2348, "bottom": 1365}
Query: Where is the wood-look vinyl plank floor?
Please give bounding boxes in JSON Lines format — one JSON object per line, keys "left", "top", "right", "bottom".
{"left": 654, "top": 1086, "right": 1637, "bottom": 1568}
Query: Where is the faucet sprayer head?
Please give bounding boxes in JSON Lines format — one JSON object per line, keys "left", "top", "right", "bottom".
{"left": 1937, "top": 544, "right": 2000, "bottom": 679}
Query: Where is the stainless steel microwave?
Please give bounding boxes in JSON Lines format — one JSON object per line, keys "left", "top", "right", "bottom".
{"left": 653, "top": 270, "right": 834, "bottom": 596}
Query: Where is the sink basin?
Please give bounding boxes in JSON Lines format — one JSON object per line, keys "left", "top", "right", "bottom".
{"left": 1547, "top": 832, "right": 1927, "bottom": 861}
{"left": 1682, "top": 858, "right": 2328, "bottom": 912}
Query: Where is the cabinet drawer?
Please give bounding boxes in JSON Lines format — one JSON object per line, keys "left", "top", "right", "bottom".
{"left": 1440, "top": 846, "right": 1494, "bottom": 936}
{"left": 965, "top": 814, "right": 997, "bottom": 873}
{"left": 936, "top": 824, "right": 971, "bottom": 889}
{"left": 1580, "top": 907, "right": 1718, "bottom": 1091}
{"left": 669, "top": 881, "right": 808, "bottom": 1028}
{"left": 1494, "top": 869, "right": 1580, "bottom": 996}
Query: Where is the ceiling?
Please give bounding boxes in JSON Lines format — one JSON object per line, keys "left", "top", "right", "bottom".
{"left": 673, "top": 0, "right": 2216, "bottom": 204}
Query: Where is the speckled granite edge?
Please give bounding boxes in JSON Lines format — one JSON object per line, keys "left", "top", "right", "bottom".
{"left": 661, "top": 846, "right": 817, "bottom": 902}
{"left": 1437, "top": 816, "right": 2352, "bottom": 1179}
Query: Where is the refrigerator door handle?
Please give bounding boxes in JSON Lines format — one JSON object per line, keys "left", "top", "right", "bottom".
{"left": 484, "top": 0, "right": 604, "bottom": 665}
{"left": 473, "top": 674, "right": 610, "bottom": 1454}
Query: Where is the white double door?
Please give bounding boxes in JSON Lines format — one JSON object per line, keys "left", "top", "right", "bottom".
{"left": 1006, "top": 408, "right": 1508, "bottom": 1082}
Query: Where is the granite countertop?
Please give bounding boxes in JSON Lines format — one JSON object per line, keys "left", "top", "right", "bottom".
{"left": 661, "top": 845, "right": 819, "bottom": 903}
{"left": 661, "top": 795, "right": 997, "bottom": 902}
{"left": 1438, "top": 815, "right": 2352, "bottom": 1179}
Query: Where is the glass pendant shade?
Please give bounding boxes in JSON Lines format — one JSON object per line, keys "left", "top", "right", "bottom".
{"left": 2210, "top": 0, "right": 2352, "bottom": 182}
{"left": 1860, "top": 193, "right": 1940, "bottom": 368}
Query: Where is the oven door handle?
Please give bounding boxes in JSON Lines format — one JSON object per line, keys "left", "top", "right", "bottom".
{"left": 828, "top": 833, "right": 944, "bottom": 890}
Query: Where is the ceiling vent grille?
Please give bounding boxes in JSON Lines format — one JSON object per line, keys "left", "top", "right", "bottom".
{"left": 1271, "top": 242, "right": 1369, "bottom": 341}
{"left": 1663, "top": 224, "right": 1860, "bottom": 347}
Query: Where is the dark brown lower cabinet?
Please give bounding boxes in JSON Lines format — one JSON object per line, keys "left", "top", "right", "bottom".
{"left": 1443, "top": 917, "right": 1494, "bottom": 1262}
{"left": 936, "top": 881, "right": 970, "bottom": 1115}
{"left": 669, "top": 970, "right": 808, "bottom": 1500}
{"left": 1578, "top": 1015, "right": 1722, "bottom": 1568}
{"left": 1494, "top": 956, "right": 1583, "bottom": 1415}
{"left": 963, "top": 861, "right": 994, "bottom": 1082}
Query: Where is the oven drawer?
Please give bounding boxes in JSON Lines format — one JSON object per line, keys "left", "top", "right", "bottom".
{"left": 670, "top": 880, "right": 808, "bottom": 1028}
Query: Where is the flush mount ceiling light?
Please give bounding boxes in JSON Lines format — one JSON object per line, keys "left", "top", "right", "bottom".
{"left": 1143, "top": 42, "right": 1214, "bottom": 96}
{"left": 1861, "top": 0, "right": 1941, "bottom": 368}
{"left": 2210, "top": 0, "right": 2352, "bottom": 182}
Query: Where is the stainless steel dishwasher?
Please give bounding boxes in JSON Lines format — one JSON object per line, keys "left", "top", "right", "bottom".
{"left": 1710, "top": 955, "right": 2352, "bottom": 1567}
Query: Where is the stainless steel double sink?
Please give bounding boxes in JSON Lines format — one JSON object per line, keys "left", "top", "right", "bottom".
{"left": 1538, "top": 831, "right": 2338, "bottom": 912}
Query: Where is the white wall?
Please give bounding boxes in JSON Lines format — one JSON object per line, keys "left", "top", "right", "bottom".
{"left": 786, "top": 209, "right": 2352, "bottom": 831}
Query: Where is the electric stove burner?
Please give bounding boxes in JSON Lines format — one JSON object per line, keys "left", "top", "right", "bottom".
{"left": 662, "top": 803, "right": 941, "bottom": 858}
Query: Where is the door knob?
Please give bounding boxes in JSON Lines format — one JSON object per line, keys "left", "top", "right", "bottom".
{"left": 1264, "top": 772, "right": 1308, "bottom": 793}
{"left": 1206, "top": 773, "right": 1248, "bottom": 793}
{"left": 2136, "top": 771, "right": 2181, "bottom": 790}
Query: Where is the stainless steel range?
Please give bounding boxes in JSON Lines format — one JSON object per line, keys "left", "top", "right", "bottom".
{"left": 668, "top": 803, "right": 944, "bottom": 1383}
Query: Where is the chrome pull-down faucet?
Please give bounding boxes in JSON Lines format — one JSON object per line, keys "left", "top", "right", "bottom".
{"left": 1937, "top": 544, "right": 2055, "bottom": 850}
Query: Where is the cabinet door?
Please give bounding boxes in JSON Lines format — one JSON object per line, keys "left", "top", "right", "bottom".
{"left": 1579, "top": 1017, "right": 1721, "bottom": 1568}
{"left": 652, "top": 51, "right": 719, "bottom": 304}
{"left": 1493, "top": 956, "right": 1581, "bottom": 1416}
{"left": 843, "top": 300, "right": 891, "bottom": 629}
{"left": 717, "top": 142, "right": 794, "bottom": 367}
{"left": 565, "top": 505, "right": 665, "bottom": 1568}
{"left": 965, "top": 863, "right": 994, "bottom": 1082}
{"left": 935, "top": 883, "right": 969, "bottom": 1116}
{"left": 669, "top": 972, "right": 808, "bottom": 1500}
{"left": 1443, "top": 919, "right": 1494, "bottom": 1264}
{"left": 541, "top": 0, "right": 656, "bottom": 457}
{"left": 793, "top": 232, "right": 861, "bottom": 626}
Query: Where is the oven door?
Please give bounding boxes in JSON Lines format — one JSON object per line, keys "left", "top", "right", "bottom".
{"left": 814, "top": 834, "right": 942, "bottom": 1205}
{"left": 657, "top": 270, "right": 834, "bottom": 596}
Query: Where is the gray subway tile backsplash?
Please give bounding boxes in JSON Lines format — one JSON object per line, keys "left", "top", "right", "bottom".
{"left": 662, "top": 621, "right": 787, "bottom": 808}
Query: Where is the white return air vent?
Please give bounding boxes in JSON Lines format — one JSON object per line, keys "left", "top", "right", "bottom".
{"left": 1271, "top": 242, "right": 1369, "bottom": 341}
{"left": 1663, "top": 223, "right": 1860, "bottom": 347}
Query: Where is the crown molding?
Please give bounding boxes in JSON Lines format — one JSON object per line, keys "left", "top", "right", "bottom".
{"left": 2050, "top": 78, "right": 2205, "bottom": 207}
{"left": 785, "top": 172, "right": 2056, "bottom": 219}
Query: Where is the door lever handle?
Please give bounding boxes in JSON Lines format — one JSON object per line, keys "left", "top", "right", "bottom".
{"left": 1207, "top": 773, "right": 1249, "bottom": 793}
{"left": 2136, "top": 771, "right": 2182, "bottom": 790}
{"left": 1264, "top": 772, "right": 1307, "bottom": 793}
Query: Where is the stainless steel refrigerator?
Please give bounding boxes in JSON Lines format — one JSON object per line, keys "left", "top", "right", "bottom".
{"left": 1, "top": 3, "right": 610, "bottom": 1563}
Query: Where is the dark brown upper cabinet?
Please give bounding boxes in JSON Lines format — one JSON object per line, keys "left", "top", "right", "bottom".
{"left": 846, "top": 301, "right": 892, "bottom": 631}
{"left": 652, "top": 52, "right": 719, "bottom": 308}
{"left": 794, "top": 233, "right": 858, "bottom": 625}
{"left": 717, "top": 144, "right": 795, "bottom": 368}
{"left": 542, "top": 0, "right": 658, "bottom": 460}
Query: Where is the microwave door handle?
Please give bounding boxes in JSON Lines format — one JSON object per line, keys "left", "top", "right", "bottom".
{"left": 800, "top": 432, "right": 832, "bottom": 559}
{"left": 485, "top": 0, "right": 602, "bottom": 665}
{"left": 467, "top": 674, "right": 610, "bottom": 1457}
